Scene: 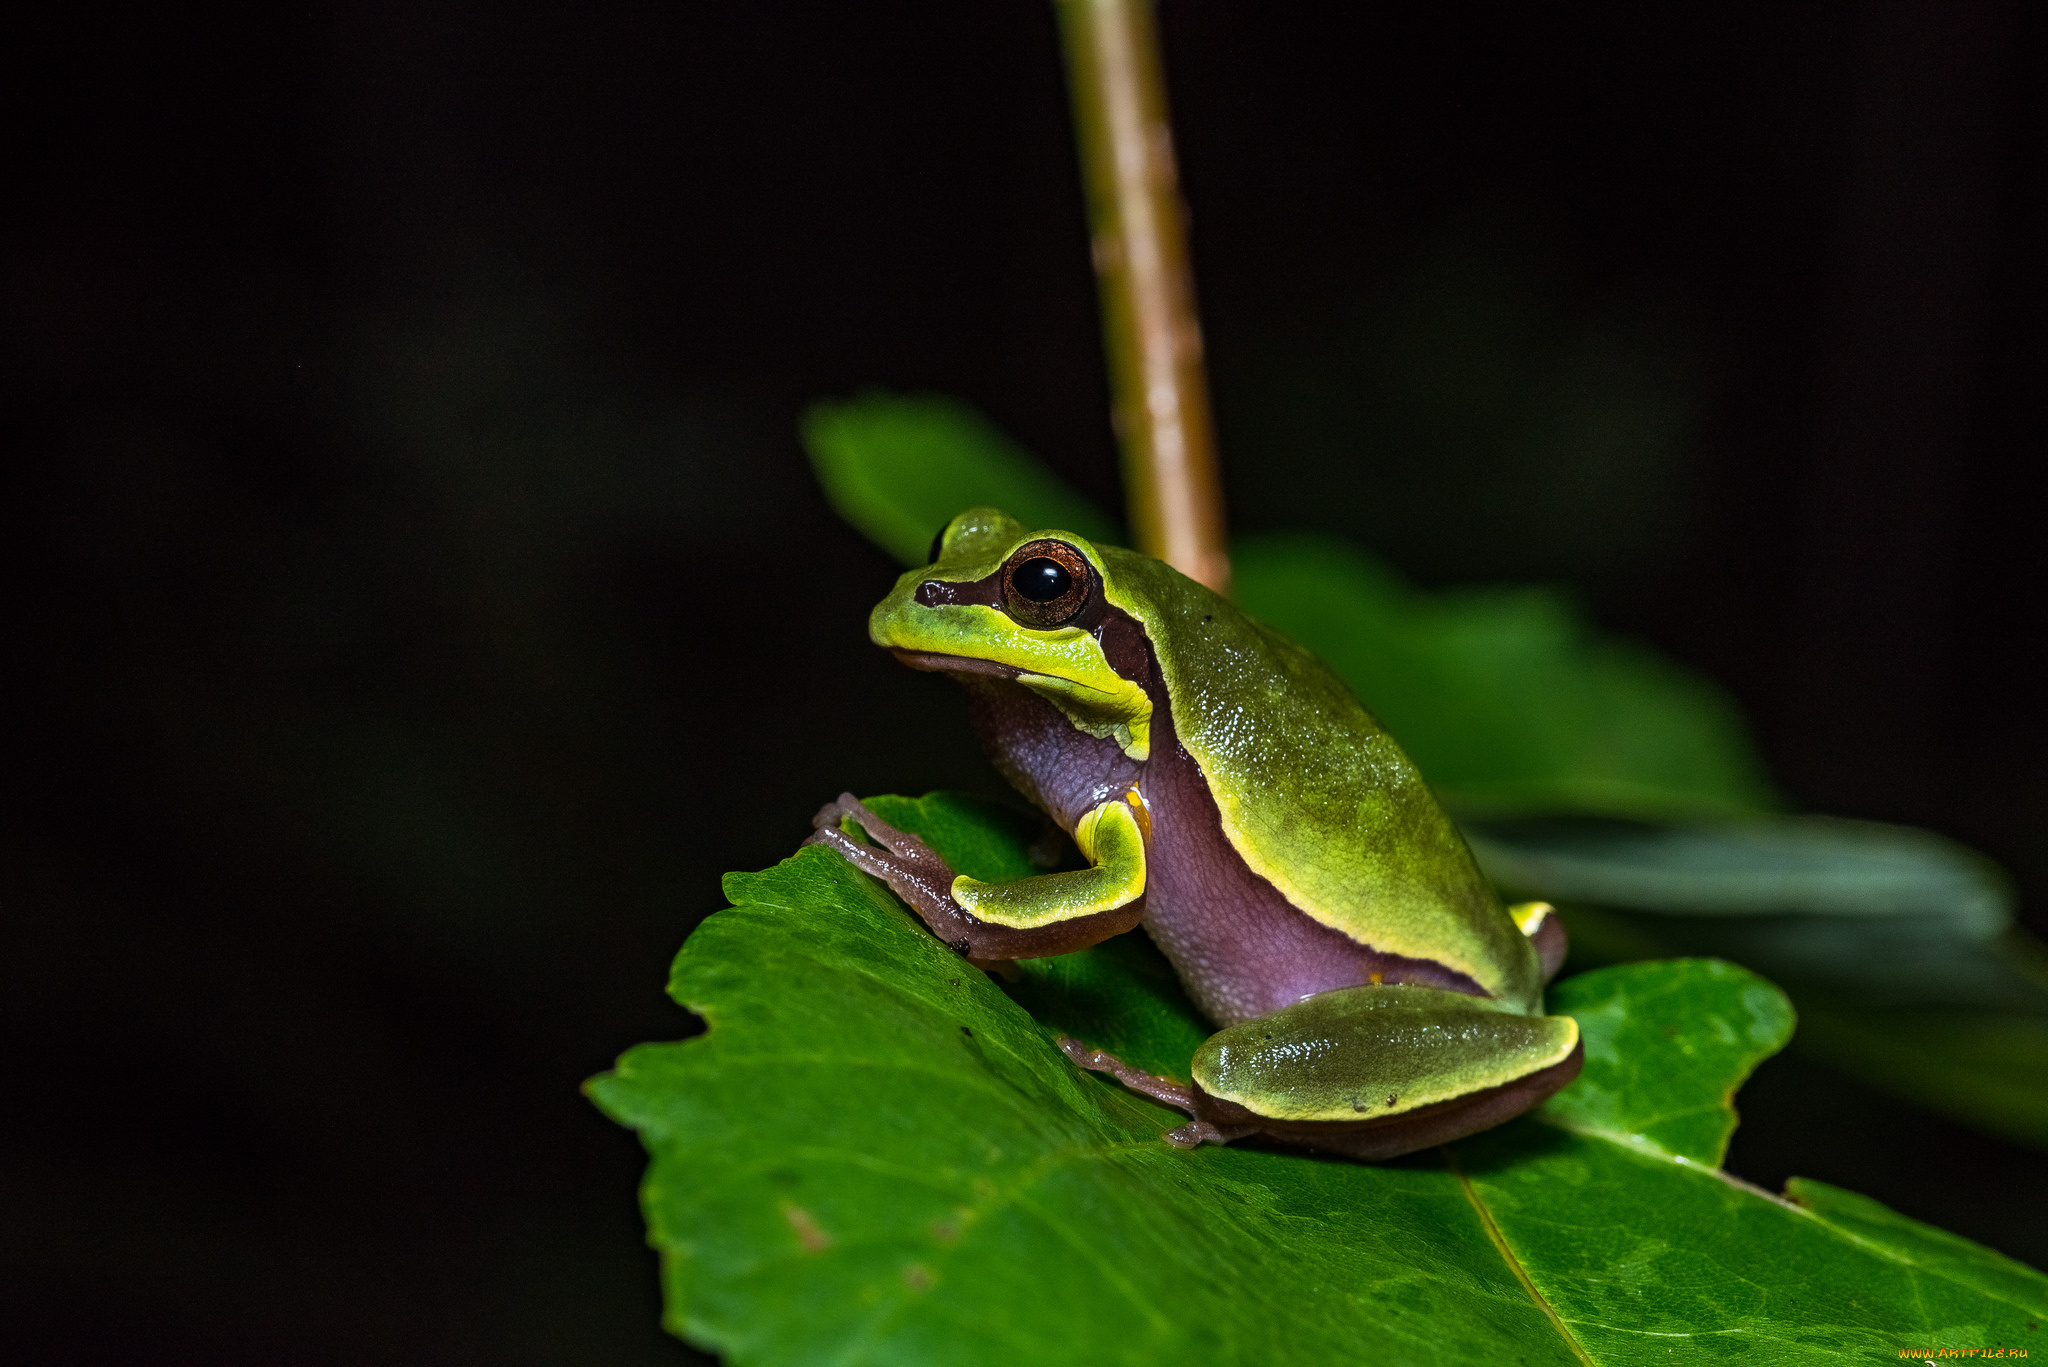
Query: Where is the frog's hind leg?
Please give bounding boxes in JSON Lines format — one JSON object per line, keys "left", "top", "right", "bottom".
{"left": 1056, "top": 1037, "right": 1257, "bottom": 1149}
{"left": 1187, "top": 983, "right": 1584, "bottom": 1161}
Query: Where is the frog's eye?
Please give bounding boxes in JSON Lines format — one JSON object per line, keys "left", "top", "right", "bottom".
{"left": 1001, "top": 540, "right": 1093, "bottom": 628}
{"left": 1013, "top": 558, "right": 1069, "bottom": 600}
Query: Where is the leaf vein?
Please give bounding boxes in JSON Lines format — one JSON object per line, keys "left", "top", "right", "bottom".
{"left": 1448, "top": 1147, "right": 1599, "bottom": 1367}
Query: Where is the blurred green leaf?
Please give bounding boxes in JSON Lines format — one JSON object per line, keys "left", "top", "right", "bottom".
{"left": 591, "top": 795, "right": 2046, "bottom": 1366}
{"left": 1792, "top": 997, "right": 2048, "bottom": 1151}
{"left": 1465, "top": 815, "right": 2041, "bottom": 1006}
{"left": 1472, "top": 817, "right": 2048, "bottom": 1148}
{"left": 802, "top": 392, "right": 1119, "bottom": 566}
{"left": 1467, "top": 814, "right": 2009, "bottom": 925}
{"left": 1232, "top": 535, "right": 1775, "bottom": 820}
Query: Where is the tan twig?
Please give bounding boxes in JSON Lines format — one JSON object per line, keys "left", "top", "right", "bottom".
{"left": 1055, "top": 0, "right": 1230, "bottom": 594}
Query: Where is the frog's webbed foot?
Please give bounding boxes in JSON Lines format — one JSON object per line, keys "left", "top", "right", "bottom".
{"left": 1056, "top": 1037, "right": 1257, "bottom": 1149}
{"left": 806, "top": 793, "right": 1148, "bottom": 961}
{"left": 804, "top": 793, "right": 980, "bottom": 946}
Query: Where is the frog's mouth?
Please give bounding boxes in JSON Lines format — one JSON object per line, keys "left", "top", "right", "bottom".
{"left": 889, "top": 648, "right": 1028, "bottom": 681}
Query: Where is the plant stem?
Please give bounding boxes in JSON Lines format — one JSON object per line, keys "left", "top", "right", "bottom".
{"left": 1054, "top": 0, "right": 1230, "bottom": 594}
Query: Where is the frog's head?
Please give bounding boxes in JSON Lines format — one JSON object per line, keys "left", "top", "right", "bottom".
{"left": 869, "top": 507, "right": 1153, "bottom": 760}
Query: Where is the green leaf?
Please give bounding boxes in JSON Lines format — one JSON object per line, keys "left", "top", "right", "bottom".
{"left": 1539, "top": 958, "right": 1794, "bottom": 1166}
{"left": 1466, "top": 814, "right": 2010, "bottom": 926}
{"left": 1785, "top": 1177, "right": 2048, "bottom": 1308}
{"left": 1554, "top": 920, "right": 2048, "bottom": 1151}
{"left": 801, "top": 392, "right": 1120, "bottom": 566}
{"left": 1230, "top": 534, "right": 1776, "bottom": 820}
{"left": 1003, "top": 933, "right": 1212, "bottom": 1085}
{"left": 1464, "top": 814, "right": 2040, "bottom": 1008}
{"left": 590, "top": 794, "right": 2048, "bottom": 1366}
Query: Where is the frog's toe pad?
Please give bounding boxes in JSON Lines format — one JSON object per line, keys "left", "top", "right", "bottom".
{"left": 1162, "top": 1118, "right": 1256, "bottom": 1149}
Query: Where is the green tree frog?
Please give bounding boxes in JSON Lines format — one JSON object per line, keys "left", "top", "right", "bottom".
{"left": 808, "top": 508, "right": 1581, "bottom": 1159}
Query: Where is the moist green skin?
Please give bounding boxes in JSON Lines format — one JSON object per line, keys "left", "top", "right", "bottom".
{"left": 836, "top": 507, "right": 1579, "bottom": 1151}
{"left": 1093, "top": 543, "right": 1543, "bottom": 1010}
{"left": 1191, "top": 985, "right": 1577, "bottom": 1123}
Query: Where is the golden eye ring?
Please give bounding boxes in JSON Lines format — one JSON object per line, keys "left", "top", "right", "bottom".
{"left": 1001, "top": 540, "right": 1092, "bottom": 628}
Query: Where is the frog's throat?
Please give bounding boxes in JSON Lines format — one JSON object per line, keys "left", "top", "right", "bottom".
{"left": 890, "top": 648, "right": 1153, "bottom": 762}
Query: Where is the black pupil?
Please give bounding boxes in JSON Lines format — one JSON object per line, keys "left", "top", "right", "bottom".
{"left": 1012, "top": 557, "right": 1072, "bottom": 603}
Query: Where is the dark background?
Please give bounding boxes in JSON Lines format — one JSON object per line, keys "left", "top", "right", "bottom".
{"left": 6, "top": 1, "right": 2044, "bottom": 1361}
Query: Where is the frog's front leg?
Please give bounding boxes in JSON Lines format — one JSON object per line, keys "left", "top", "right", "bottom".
{"left": 1068, "top": 983, "right": 1582, "bottom": 1161}
{"left": 804, "top": 792, "right": 1147, "bottom": 959}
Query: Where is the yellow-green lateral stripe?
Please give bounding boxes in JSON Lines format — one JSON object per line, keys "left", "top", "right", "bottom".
{"left": 1192, "top": 985, "right": 1580, "bottom": 1122}
{"left": 951, "top": 799, "right": 1147, "bottom": 929}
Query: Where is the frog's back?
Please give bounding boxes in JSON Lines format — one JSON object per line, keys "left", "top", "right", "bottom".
{"left": 1100, "top": 546, "right": 1541, "bottom": 1009}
